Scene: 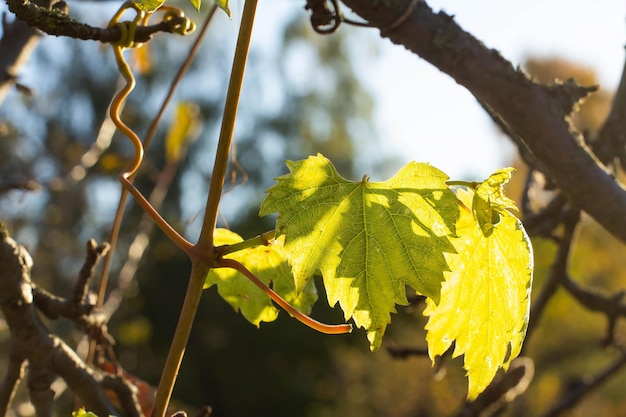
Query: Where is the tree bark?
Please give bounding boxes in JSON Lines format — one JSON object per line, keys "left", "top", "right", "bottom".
{"left": 340, "top": 0, "right": 626, "bottom": 243}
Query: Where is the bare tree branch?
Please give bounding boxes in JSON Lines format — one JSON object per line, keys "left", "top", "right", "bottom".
{"left": 524, "top": 210, "right": 580, "bottom": 346}
{"left": 0, "top": 229, "right": 119, "bottom": 416}
{"left": 338, "top": 0, "right": 626, "bottom": 244}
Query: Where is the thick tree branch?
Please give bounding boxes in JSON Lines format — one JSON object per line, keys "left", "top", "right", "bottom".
{"left": 339, "top": 0, "right": 626, "bottom": 244}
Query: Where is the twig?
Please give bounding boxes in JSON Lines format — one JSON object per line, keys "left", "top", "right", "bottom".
{"left": 541, "top": 350, "right": 626, "bottom": 417}
{"left": 523, "top": 209, "right": 580, "bottom": 348}
{"left": 386, "top": 346, "right": 428, "bottom": 359}
{"left": 562, "top": 277, "right": 626, "bottom": 346}
{"left": 6, "top": 0, "right": 192, "bottom": 43}
{"left": 456, "top": 357, "right": 534, "bottom": 417}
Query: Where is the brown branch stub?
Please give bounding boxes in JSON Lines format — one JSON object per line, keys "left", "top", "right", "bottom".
{"left": 6, "top": 0, "right": 192, "bottom": 43}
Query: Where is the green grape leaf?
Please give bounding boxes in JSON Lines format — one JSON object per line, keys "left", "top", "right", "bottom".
{"left": 424, "top": 177, "right": 533, "bottom": 400}
{"left": 215, "top": 0, "right": 231, "bottom": 16}
{"left": 206, "top": 229, "right": 317, "bottom": 326}
{"left": 131, "top": 0, "right": 164, "bottom": 12}
{"left": 260, "top": 154, "right": 459, "bottom": 350}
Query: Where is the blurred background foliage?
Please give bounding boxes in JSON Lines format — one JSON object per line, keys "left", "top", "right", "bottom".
{"left": 1, "top": 2, "right": 626, "bottom": 417}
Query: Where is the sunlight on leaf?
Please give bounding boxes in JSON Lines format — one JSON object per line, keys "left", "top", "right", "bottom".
{"left": 424, "top": 176, "right": 533, "bottom": 400}
{"left": 206, "top": 229, "right": 317, "bottom": 326}
{"left": 260, "top": 154, "right": 459, "bottom": 350}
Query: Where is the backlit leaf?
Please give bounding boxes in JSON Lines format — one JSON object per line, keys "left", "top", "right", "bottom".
{"left": 424, "top": 178, "right": 533, "bottom": 400}
{"left": 260, "top": 154, "right": 459, "bottom": 350}
{"left": 205, "top": 229, "right": 317, "bottom": 326}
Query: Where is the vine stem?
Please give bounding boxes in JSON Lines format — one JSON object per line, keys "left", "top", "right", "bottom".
{"left": 446, "top": 180, "right": 481, "bottom": 189}
{"left": 152, "top": 1, "right": 259, "bottom": 415}
{"left": 151, "top": 261, "right": 208, "bottom": 417}
{"left": 216, "top": 258, "right": 353, "bottom": 335}
{"left": 197, "top": 0, "right": 259, "bottom": 251}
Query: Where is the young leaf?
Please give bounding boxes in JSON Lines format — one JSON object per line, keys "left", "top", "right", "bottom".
{"left": 205, "top": 229, "right": 317, "bottom": 326}
{"left": 260, "top": 154, "right": 459, "bottom": 350}
{"left": 472, "top": 167, "right": 517, "bottom": 236}
{"left": 424, "top": 175, "right": 533, "bottom": 400}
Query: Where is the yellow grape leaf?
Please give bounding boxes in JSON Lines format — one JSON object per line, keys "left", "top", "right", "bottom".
{"left": 165, "top": 102, "right": 201, "bottom": 164}
{"left": 424, "top": 173, "right": 533, "bottom": 400}
{"left": 205, "top": 229, "right": 317, "bottom": 326}
{"left": 260, "top": 154, "right": 459, "bottom": 349}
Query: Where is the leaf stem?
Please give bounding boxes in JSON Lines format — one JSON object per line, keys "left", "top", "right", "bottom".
{"left": 220, "top": 230, "right": 276, "bottom": 255}
{"left": 446, "top": 180, "right": 481, "bottom": 189}
{"left": 197, "top": 0, "right": 259, "bottom": 251}
{"left": 216, "top": 258, "right": 353, "bottom": 335}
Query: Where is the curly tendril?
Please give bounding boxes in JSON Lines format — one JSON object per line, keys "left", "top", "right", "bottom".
{"left": 108, "top": 2, "right": 196, "bottom": 253}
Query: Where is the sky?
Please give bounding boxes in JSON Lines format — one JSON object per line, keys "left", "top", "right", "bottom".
{"left": 250, "top": 0, "right": 626, "bottom": 180}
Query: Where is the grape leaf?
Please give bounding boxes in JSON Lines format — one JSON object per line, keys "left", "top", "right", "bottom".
{"left": 205, "top": 229, "right": 317, "bottom": 326}
{"left": 424, "top": 172, "right": 533, "bottom": 400}
{"left": 260, "top": 154, "right": 459, "bottom": 350}
{"left": 472, "top": 167, "right": 517, "bottom": 236}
